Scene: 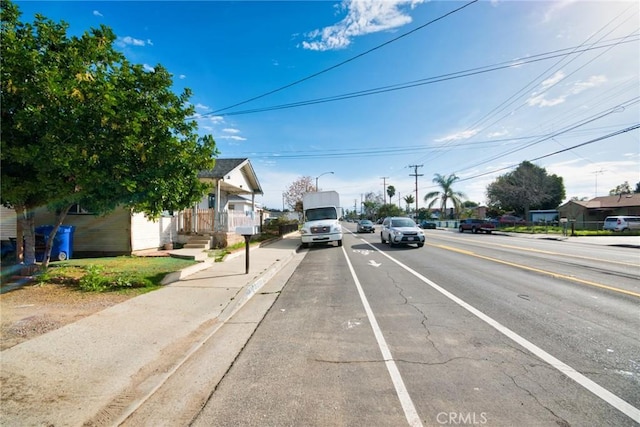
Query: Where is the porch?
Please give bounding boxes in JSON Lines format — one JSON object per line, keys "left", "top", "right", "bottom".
{"left": 177, "top": 209, "right": 260, "bottom": 248}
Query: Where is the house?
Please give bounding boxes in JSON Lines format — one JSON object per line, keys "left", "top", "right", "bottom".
{"left": 558, "top": 193, "right": 640, "bottom": 230}
{"left": 27, "top": 158, "right": 263, "bottom": 257}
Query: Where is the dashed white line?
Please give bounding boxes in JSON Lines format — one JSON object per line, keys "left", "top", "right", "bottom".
{"left": 341, "top": 246, "right": 423, "bottom": 427}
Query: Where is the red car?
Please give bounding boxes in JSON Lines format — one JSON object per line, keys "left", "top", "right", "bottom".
{"left": 498, "top": 215, "right": 526, "bottom": 225}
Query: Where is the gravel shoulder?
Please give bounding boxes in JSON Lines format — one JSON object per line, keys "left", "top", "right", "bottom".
{"left": 1, "top": 283, "right": 138, "bottom": 351}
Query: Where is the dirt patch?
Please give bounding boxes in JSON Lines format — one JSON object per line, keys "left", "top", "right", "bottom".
{"left": 1, "top": 283, "right": 136, "bottom": 351}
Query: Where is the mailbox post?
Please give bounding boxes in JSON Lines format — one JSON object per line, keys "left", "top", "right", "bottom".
{"left": 235, "top": 226, "right": 259, "bottom": 274}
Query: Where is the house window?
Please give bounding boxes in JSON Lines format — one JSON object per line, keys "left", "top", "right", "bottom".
{"left": 229, "top": 204, "right": 235, "bottom": 211}
{"left": 208, "top": 194, "right": 216, "bottom": 209}
{"left": 67, "top": 204, "right": 93, "bottom": 215}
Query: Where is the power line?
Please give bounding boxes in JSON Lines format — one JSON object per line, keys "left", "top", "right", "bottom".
{"left": 212, "top": 0, "right": 479, "bottom": 115}
{"left": 454, "top": 124, "right": 640, "bottom": 184}
{"left": 202, "top": 37, "right": 637, "bottom": 118}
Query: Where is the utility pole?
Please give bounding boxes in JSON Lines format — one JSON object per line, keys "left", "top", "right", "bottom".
{"left": 381, "top": 177, "right": 389, "bottom": 204}
{"left": 408, "top": 165, "right": 423, "bottom": 214}
{"left": 592, "top": 169, "right": 604, "bottom": 197}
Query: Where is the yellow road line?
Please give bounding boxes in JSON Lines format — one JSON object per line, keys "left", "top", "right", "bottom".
{"left": 430, "top": 243, "right": 640, "bottom": 298}
{"left": 439, "top": 236, "right": 637, "bottom": 267}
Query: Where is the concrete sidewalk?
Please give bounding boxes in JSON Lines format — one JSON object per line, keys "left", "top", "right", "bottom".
{"left": 0, "top": 233, "right": 303, "bottom": 427}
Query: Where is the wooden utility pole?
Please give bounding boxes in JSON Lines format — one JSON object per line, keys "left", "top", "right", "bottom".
{"left": 381, "top": 177, "right": 389, "bottom": 204}
{"left": 408, "top": 165, "right": 423, "bottom": 213}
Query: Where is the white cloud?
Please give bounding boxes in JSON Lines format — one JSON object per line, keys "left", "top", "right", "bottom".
{"left": 486, "top": 130, "right": 509, "bottom": 138}
{"left": 541, "top": 71, "right": 565, "bottom": 89}
{"left": 545, "top": 158, "right": 640, "bottom": 200}
{"left": 219, "top": 135, "right": 247, "bottom": 141}
{"left": 195, "top": 103, "right": 211, "bottom": 111}
{"left": 526, "top": 72, "right": 607, "bottom": 108}
{"left": 301, "top": 0, "right": 425, "bottom": 51}
{"left": 117, "top": 36, "right": 147, "bottom": 47}
{"left": 570, "top": 75, "right": 607, "bottom": 95}
{"left": 93, "top": 10, "right": 103, "bottom": 17}
{"left": 143, "top": 64, "right": 154, "bottom": 72}
{"left": 223, "top": 128, "right": 240, "bottom": 134}
{"left": 527, "top": 93, "right": 566, "bottom": 107}
{"left": 179, "top": 74, "right": 186, "bottom": 80}
{"left": 542, "top": 0, "right": 578, "bottom": 24}
{"left": 434, "top": 129, "right": 480, "bottom": 143}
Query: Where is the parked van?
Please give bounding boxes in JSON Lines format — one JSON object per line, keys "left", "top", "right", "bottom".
{"left": 602, "top": 216, "right": 640, "bottom": 232}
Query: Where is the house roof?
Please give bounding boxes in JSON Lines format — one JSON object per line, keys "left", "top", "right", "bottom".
{"left": 559, "top": 194, "right": 640, "bottom": 210}
{"left": 198, "top": 158, "right": 263, "bottom": 195}
{"left": 585, "top": 193, "right": 640, "bottom": 209}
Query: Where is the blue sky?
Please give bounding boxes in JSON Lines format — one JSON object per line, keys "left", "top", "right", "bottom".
{"left": 16, "top": 0, "right": 640, "bottom": 212}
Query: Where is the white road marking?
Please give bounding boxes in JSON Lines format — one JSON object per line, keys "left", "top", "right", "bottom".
{"left": 341, "top": 246, "right": 423, "bottom": 427}
{"left": 368, "top": 260, "right": 382, "bottom": 267}
{"left": 359, "top": 240, "right": 640, "bottom": 423}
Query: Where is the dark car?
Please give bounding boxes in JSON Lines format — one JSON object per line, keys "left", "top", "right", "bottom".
{"left": 418, "top": 220, "right": 436, "bottom": 229}
{"left": 459, "top": 218, "right": 495, "bottom": 234}
{"left": 357, "top": 220, "right": 375, "bottom": 233}
{"left": 498, "top": 215, "right": 526, "bottom": 225}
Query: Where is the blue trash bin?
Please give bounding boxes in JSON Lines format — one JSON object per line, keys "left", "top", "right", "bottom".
{"left": 35, "top": 225, "right": 76, "bottom": 261}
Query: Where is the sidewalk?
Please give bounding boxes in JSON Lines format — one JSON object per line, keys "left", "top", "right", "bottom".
{"left": 0, "top": 233, "right": 303, "bottom": 427}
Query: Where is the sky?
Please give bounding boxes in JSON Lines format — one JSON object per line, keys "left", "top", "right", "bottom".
{"left": 15, "top": 0, "right": 640, "bottom": 213}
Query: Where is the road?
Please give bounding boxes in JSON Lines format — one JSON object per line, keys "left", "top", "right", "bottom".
{"left": 137, "top": 225, "right": 640, "bottom": 426}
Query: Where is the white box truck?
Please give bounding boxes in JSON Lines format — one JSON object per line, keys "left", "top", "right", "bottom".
{"left": 300, "top": 191, "right": 343, "bottom": 248}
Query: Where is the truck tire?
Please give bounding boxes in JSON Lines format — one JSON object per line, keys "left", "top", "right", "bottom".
{"left": 380, "top": 233, "right": 386, "bottom": 244}
{"left": 472, "top": 227, "right": 478, "bottom": 234}
{"left": 459, "top": 226, "right": 464, "bottom": 233}
{"left": 337, "top": 239, "right": 343, "bottom": 247}
{"left": 301, "top": 242, "right": 308, "bottom": 249}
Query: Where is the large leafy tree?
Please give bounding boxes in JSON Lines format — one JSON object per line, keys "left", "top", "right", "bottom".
{"left": 424, "top": 173, "right": 467, "bottom": 219}
{"left": 1, "top": 0, "right": 218, "bottom": 267}
{"left": 284, "top": 176, "right": 315, "bottom": 212}
{"left": 486, "top": 161, "right": 565, "bottom": 219}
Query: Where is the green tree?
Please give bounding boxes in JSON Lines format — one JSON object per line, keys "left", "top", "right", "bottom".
{"left": 377, "top": 203, "right": 403, "bottom": 219}
{"left": 486, "top": 161, "right": 565, "bottom": 219}
{"left": 609, "top": 181, "right": 632, "bottom": 195}
{"left": 423, "top": 173, "right": 467, "bottom": 219}
{"left": 1, "top": 0, "right": 218, "bottom": 267}
{"left": 403, "top": 194, "right": 415, "bottom": 213}
{"left": 284, "top": 176, "right": 316, "bottom": 212}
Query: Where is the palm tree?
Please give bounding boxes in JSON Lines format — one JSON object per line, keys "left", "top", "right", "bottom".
{"left": 386, "top": 185, "right": 396, "bottom": 205}
{"left": 424, "top": 173, "right": 466, "bottom": 219}
{"left": 403, "top": 194, "right": 415, "bottom": 213}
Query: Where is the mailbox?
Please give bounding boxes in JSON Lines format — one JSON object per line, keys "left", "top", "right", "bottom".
{"left": 236, "top": 225, "right": 259, "bottom": 236}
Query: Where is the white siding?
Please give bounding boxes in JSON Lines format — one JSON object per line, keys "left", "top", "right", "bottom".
{"left": 1, "top": 206, "right": 17, "bottom": 240}
{"left": 130, "top": 213, "right": 177, "bottom": 251}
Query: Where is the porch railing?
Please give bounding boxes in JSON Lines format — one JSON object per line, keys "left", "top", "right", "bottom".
{"left": 179, "top": 209, "right": 258, "bottom": 234}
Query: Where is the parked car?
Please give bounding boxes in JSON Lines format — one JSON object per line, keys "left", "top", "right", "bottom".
{"left": 380, "top": 217, "right": 425, "bottom": 247}
{"left": 498, "top": 215, "right": 526, "bottom": 225}
{"left": 459, "top": 219, "right": 495, "bottom": 234}
{"left": 357, "top": 219, "right": 375, "bottom": 233}
{"left": 418, "top": 220, "right": 436, "bottom": 229}
{"left": 603, "top": 215, "right": 640, "bottom": 232}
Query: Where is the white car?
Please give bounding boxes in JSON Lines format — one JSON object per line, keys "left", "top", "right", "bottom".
{"left": 380, "top": 217, "right": 425, "bottom": 248}
{"left": 603, "top": 216, "right": 640, "bottom": 232}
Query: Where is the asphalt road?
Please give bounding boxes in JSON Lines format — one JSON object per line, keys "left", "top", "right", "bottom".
{"left": 189, "top": 226, "right": 640, "bottom": 426}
